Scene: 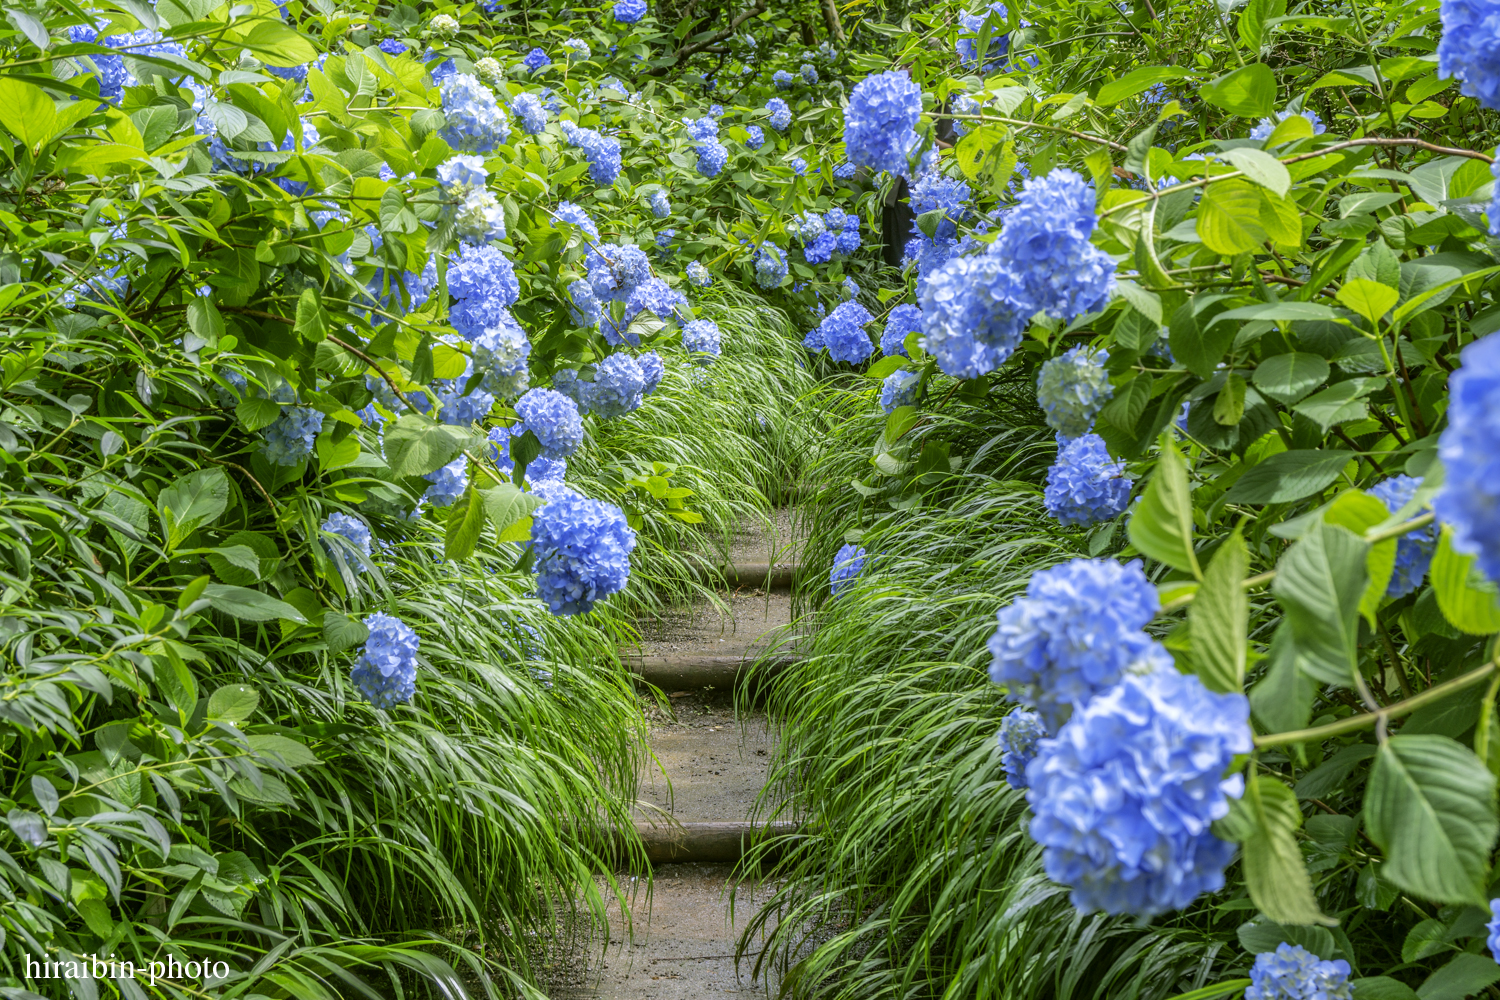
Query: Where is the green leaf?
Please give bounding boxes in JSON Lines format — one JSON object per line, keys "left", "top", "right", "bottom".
{"left": 1209, "top": 302, "right": 1341, "bottom": 327}
{"left": 1127, "top": 434, "right": 1200, "bottom": 577}
{"left": 323, "top": 611, "right": 369, "bottom": 654}
{"left": 1353, "top": 978, "right": 1421, "bottom": 1000}
{"left": 1222, "top": 450, "right": 1353, "bottom": 504}
{"left": 295, "top": 286, "right": 327, "bottom": 342}
{"left": 241, "top": 19, "right": 319, "bottom": 66}
{"left": 158, "top": 468, "right": 230, "bottom": 548}
{"left": 1095, "top": 65, "right": 1191, "bottom": 106}
{"left": 206, "top": 530, "right": 279, "bottom": 586}
{"left": 915, "top": 208, "right": 946, "bottom": 239}
{"left": 444, "top": 484, "right": 488, "bottom": 561}
{"left": 246, "top": 734, "right": 318, "bottom": 768}
{"left": 1364, "top": 734, "right": 1497, "bottom": 905}
{"left": 1417, "top": 954, "right": 1500, "bottom": 1000}
{"left": 1252, "top": 352, "right": 1329, "bottom": 405}
{"left": 1170, "top": 299, "right": 1236, "bottom": 379}
{"left": 1220, "top": 147, "right": 1291, "bottom": 197}
{"left": 236, "top": 394, "right": 281, "bottom": 432}
{"left": 202, "top": 584, "right": 309, "bottom": 623}
{"left": 207, "top": 684, "right": 260, "bottom": 723}
{"left": 866, "top": 355, "right": 907, "bottom": 379}
{"left": 1213, "top": 372, "right": 1246, "bottom": 426}
{"left": 1336, "top": 279, "right": 1399, "bottom": 327}
{"left": 316, "top": 433, "right": 360, "bottom": 472}
{"left": 1198, "top": 178, "right": 1270, "bottom": 255}
{"left": 1237, "top": 0, "right": 1283, "bottom": 51}
{"left": 1218, "top": 776, "right": 1333, "bottom": 925}
{"left": 1250, "top": 625, "right": 1316, "bottom": 734}
{"left": 382, "top": 414, "right": 463, "bottom": 479}
{"left": 1322, "top": 490, "right": 1397, "bottom": 626}
{"left": 481, "top": 482, "right": 544, "bottom": 537}
{"left": 1190, "top": 529, "right": 1247, "bottom": 693}
{"left": 1272, "top": 521, "right": 1368, "bottom": 687}
{"left": 1431, "top": 527, "right": 1500, "bottom": 635}
{"left": 1292, "top": 379, "right": 1376, "bottom": 433}
{"left": 1296, "top": 743, "right": 1378, "bottom": 800}
{"left": 0, "top": 77, "right": 55, "bottom": 148}
{"left": 185, "top": 298, "right": 224, "bottom": 352}
{"left": 1201, "top": 62, "right": 1277, "bottom": 117}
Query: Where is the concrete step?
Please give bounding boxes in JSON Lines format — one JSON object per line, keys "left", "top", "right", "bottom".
{"left": 626, "top": 652, "right": 796, "bottom": 689}
{"left": 687, "top": 561, "right": 799, "bottom": 591}
{"left": 633, "top": 820, "right": 800, "bottom": 864}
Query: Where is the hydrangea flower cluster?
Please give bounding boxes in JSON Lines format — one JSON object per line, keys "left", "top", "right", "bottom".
{"left": 773, "top": 70, "right": 795, "bottom": 89}
{"left": 555, "top": 200, "right": 600, "bottom": 240}
{"left": 530, "top": 493, "right": 637, "bottom": 615}
{"left": 882, "top": 304, "right": 922, "bottom": 357}
{"left": 1044, "top": 434, "right": 1132, "bottom": 527}
{"left": 682, "top": 319, "right": 722, "bottom": 360}
{"left": 560, "top": 38, "right": 589, "bottom": 62}
{"left": 639, "top": 351, "right": 665, "bottom": 394}
{"left": 1488, "top": 899, "right": 1500, "bottom": 963}
{"left": 696, "top": 138, "right": 729, "bottom": 177}
{"left": 996, "top": 709, "right": 1046, "bottom": 789}
{"left": 823, "top": 207, "right": 863, "bottom": 253}
{"left": 588, "top": 353, "right": 646, "bottom": 418}
{"left": 515, "top": 387, "right": 585, "bottom": 458}
{"left": 755, "top": 244, "right": 789, "bottom": 288}
{"left": 648, "top": 189, "right": 671, "bottom": 218}
{"left": 321, "top": 513, "right": 373, "bottom": 567}
{"left": 1245, "top": 944, "right": 1354, "bottom": 1000}
{"left": 613, "top": 0, "right": 648, "bottom": 23}
{"left": 909, "top": 169, "right": 972, "bottom": 240}
{"left": 745, "top": 125, "right": 766, "bottom": 150}
{"left": 448, "top": 243, "right": 520, "bottom": 339}
{"left": 686, "top": 261, "right": 713, "bottom": 286}
{"left": 766, "top": 98, "right": 793, "bottom": 132}
{"left": 1249, "top": 109, "right": 1327, "bottom": 141}
{"left": 801, "top": 63, "right": 819, "bottom": 85}
{"left": 438, "top": 155, "right": 506, "bottom": 244}
{"left": 958, "top": 3, "right": 1011, "bottom": 68}
{"left": 261, "top": 382, "right": 326, "bottom": 467}
{"left": 951, "top": 94, "right": 981, "bottom": 136}
{"left": 843, "top": 71, "right": 922, "bottom": 175}
{"left": 523, "top": 47, "right": 550, "bottom": 73}
{"left": 1438, "top": 0, "right": 1500, "bottom": 110}
{"left": 1369, "top": 475, "right": 1437, "bottom": 597}
{"left": 1026, "top": 667, "right": 1250, "bottom": 916}
{"left": 920, "top": 168, "right": 1113, "bottom": 378}
{"left": 879, "top": 370, "right": 920, "bottom": 413}
{"left": 511, "top": 93, "right": 548, "bottom": 134}
{"left": 69, "top": 25, "right": 185, "bottom": 99}
{"left": 805, "top": 301, "right": 874, "bottom": 363}
{"left": 829, "top": 543, "right": 866, "bottom": 597}
{"left": 1434, "top": 334, "right": 1500, "bottom": 582}
{"left": 423, "top": 456, "right": 469, "bottom": 507}
{"left": 1036, "top": 346, "right": 1113, "bottom": 438}
{"left": 351, "top": 613, "right": 420, "bottom": 709}
{"left": 561, "top": 122, "right": 623, "bottom": 185}
{"left": 987, "top": 558, "right": 1167, "bottom": 731}
{"left": 435, "top": 368, "right": 495, "bottom": 425}
{"left": 439, "top": 74, "right": 512, "bottom": 153}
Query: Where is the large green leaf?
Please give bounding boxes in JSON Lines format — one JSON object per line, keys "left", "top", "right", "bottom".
{"left": 1321, "top": 490, "right": 1397, "bottom": 626}
{"left": 1431, "top": 527, "right": 1500, "bottom": 636}
{"left": 383, "top": 414, "right": 464, "bottom": 479}
{"left": 1095, "top": 65, "right": 1192, "bottom": 106}
{"left": 1250, "top": 625, "right": 1315, "bottom": 734}
{"left": 1198, "top": 178, "right": 1269, "bottom": 255}
{"left": 0, "top": 77, "right": 55, "bottom": 148}
{"left": 1364, "top": 734, "right": 1497, "bottom": 905}
{"left": 158, "top": 468, "right": 230, "bottom": 548}
{"left": 1127, "top": 435, "right": 1200, "bottom": 577}
{"left": 1272, "top": 521, "right": 1367, "bottom": 687}
{"left": 1218, "top": 776, "right": 1332, "bottom": 925}
{"left": 202, "top": 584, "right": 309, "bottom": 623}
{"left": 1201, "top": 62, "right": 1277, "bottom": 116}
{"left": 444, "top": 484, "right": 489, "bottom": 561}
{"left": 1417, "top": 954, "right": 1500, "bottom": 1000}
{"left": 1251, "top": 352, "right": 1329, "bottom": 405}
{"left": 1222, "top": 450, "right": 1353, "bottom": 504}
{"left": 1190, "top": 529, "right": 1247, "bottom": 693}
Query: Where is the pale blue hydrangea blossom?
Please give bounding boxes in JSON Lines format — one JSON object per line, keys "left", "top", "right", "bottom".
{"left": 587, "top": 353, "right": 646, "bottom": 418}
{"left": 321, "top": 513, "right": 372, "bottom": 568}
{"left": 1249, "top": 109, "right": 1326, "bottom": 141}
{"left": 996, "top": 709, "right": 1046, "bottom": 789}
{"left": 1244, "top": 944, "right": 1354, "bottom": 1000}
{"left": 1369, "top": 475, "right": 1437, "bottom": 597}
{"left": 423, "top": 456, "right": 469, "bottom": 506}
{"left": 773, "top": 70, "right": 795, "bottom": 89}
{"left": 879, "top": 370, "right": 919, "bottom": 412}
{"left": 511, "top": 92, "right": 548, "bottom": 134}
{"left": 530, "top": 493, "right": 637, "bottom": 615}
{"left": 613, "top": 0, "right": 647, "bottom": 23}
{"left": 1434, "top": 333, "right": 1500, "bottom": 582}
{"left": 829, "top": 543, "right": 866, "bottom": 597}
{"left": 806, "top": 301, "right": 874, "bottom": 363}
{"left": 440, "top": 74, "right": 512, "bottom": 153}
{"left": 1437, "top": 0, "right": 1500, "bottom": 111}
{"left": 682, "top": 319, "right": 722, "bottom": 359}
{"left": 881, "top": 304, "right": 922, "bottom": 357}
{"left": 648, "top": 189, "right": 671, "bottom": 218}
{"left": 515, "top": 387, "right": 586, "bottom": 458}
{"left": 639, "top": 352, "right": 665, "bottom": 394}
{"left": 755, "top": 244, "right": 789, "bottom": 288}
{"left": 351, "top": 612, "right": 420, "bottom": 708}
{"left": 745, "top": 125, "right": 766, "bottom": 149}
{"left": 1044, "top": 434, "right": 1133, "bottom": 527}
{"left": 766, "top": 98, "right": 793, "bottom": 131}
{"left": 843, "top": 71, "right": 922, "bottom": 175}
{"left": 686, "top": 260, "right": 713, "bottom": 286}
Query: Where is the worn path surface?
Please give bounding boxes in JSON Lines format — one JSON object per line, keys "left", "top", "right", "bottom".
{"left": 550, "top": 512, "right": 804, "bottom": 999}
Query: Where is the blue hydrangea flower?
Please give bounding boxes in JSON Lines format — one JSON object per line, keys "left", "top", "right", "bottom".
{"left": 531, "top": 493, "right": 637, "bottom": 614}
{"left": 683, "top": 116, "right": 719, "bottom": 141}
{"left": 562, "top": 122, "right": 623, "bottom": 185}
{"left": 555, "top": 200, "right": 600, "bottom": 240}
{"left": 909, "top": 169, "right": 972, "bottom": 239}
{"left": 996, "top": 709, "right": 1046, "bottom": 789}
{"left": 379, "top": 38, "right": 407, "bottom": 56}
{"left": 648, "top": 189, "right": 671, "bottom": 218}
{"left": 263, "top": 402, "right": 325, "bottom": 466}
{"left": 745, "top": 125, "right": 766, "bottom": 149}
{"left": 810, "top": 301, "right": 874, "bottom": 363}
{"left": 682, "top": 319, "right": 722, "bottom": 359}
{"left": 472, "top": 312, "right": 531, "bottom": 399}
{"left": 788, "top": 155, "right": 807, "bottom": 176}
{"left": 1435, "top": 334, "right": 1500, "bottom": 582}
{"left": 511, "top": 92, "right": 549, "bottom": 134}
{"left": 613, "top": 0, "right": 647, "bottom": 23}
{"left": 882, "top": 304, "right": 922, "bottom": 357}
{"left": 436, "top": 373, "right": 495, "bottom": 425}
{"left": 755, "top": 244, "right": 788, "bottom": 288}
{"left": 766, "top": 98, "right": 792, "bottom": 132}
{"left": 523, "top": 47, "right": 550, "bottom": 73}
{"left": 322, "top": 512, "right": 373, "bottom": 568}
{"left": 696, "top": 139, "right": 729, "bottom": 177}
{"left": 919, "top": 251, "right": 1029, "bottom": 378}
{"left": 834, "top": 160, "right": 856, "bottom": 179}
{"left": 1438, "top": 0, "right": 1500, "bottom": 110}
{"left": 448, "top": 243, "right": 520, "bottom": 339}
{"left": 987, "top": 557, "right": 1168, "bottom": 731}
{"left": 958, "top": 3, "right": 1011, "bottom": 68}
{"left": 1245, "top": 943, "right": 1354, "bottom": 1000}
{"left": 879, "top": 370, "right": 919, "bottom": 413}
{"left": 638, "top": 351, "right": 665, "bottom": 394}
{"left": 1027, "top": 667, "right": 1251, "bottom": 917}
{"left": 804, "top": 231, "right": 838, "bottom": 264}
{"left": 1249, "top": 109, "right": 1327, "bottom": 141}
{"left": 451, "top": 186, "right": 507, "bottom": 243}
{"left": 801, "top": 63, "right": 819, "bottom": 85}
{"left": 843, "top": 71, "right": 922, "bottom": 175}
{"left": 569, "top": 279, "right": 603, "bottom": 328}
{"left": 952, "top": 94, "right": 981, "bottom": 136}
{"left": 829, "top": 543, "right": 866, "bottom": 597}
{"left": 440, "top": 73, "right": 512, "bottom": 153}
{"left": 423, "top": 455, "right": 469, "bottom": 506}
{"left": 1044, "top": 434, "right": 1132, "bottom": 527}
{"left": 686, "top": 260, "right": 713, "bottom": 286}
{"left": 351, "top": 612, "right": 420, "bottom": 708}
{"left": 563, "top": 38, "right": 590, "bottom": 62}
{"left": 1037, "top": 346, "right": 1114, "bottom": 438}
{"left": 438, "top": 153, "right": 488, "bottom": 191}
{"left": 999, "top": 168, "right": 1116, "bottom": 320}
{"left": 516, "top": 387, "right": 585, "bottom": 458}
{"left": 1488, "top": 899, "right": 1500, "bottom": 963}
{"left": 1369, "top": 475, "right": 1437, "bottom": 597}
{"left": 773, "top": 70, "right": 795, "bottom": 90}
{"left": 829, "top": 209, "right": 862, "bottom": 253}
{"left": 588, "top": 352, "right": 646, "bottom": 418}
{"left": 655, "top": 229, "right": 677, "bottom": 255}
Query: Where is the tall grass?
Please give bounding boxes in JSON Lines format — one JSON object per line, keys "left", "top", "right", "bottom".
{"left": 739, "top": 381, "right": 1251, "bottom": 1000}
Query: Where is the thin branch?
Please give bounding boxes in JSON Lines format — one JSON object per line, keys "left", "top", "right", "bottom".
{"left": 647, "top": 1, "right": 767, "bottom": 75}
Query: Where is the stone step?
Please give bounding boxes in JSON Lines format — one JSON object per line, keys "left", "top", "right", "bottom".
{"left": 626, "top": 653, "right": 796, "bottom": 689}
{"left": 688, "top": 561, "right": 799, "bottom": 591}
{"left": 633, "top": 820, "right": 800, "bottom": 864}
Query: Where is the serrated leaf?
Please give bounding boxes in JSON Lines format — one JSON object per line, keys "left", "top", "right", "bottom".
{"left": 1095, "top": 65, "right": 1191, "bottom": 106}
{"left": 1222, "top": 450, "right": 1353, "bottom": 504}
{"left": 203, "top": 584, "right": 308, "bottom": 623}
{"left": 1321, "top": 490, "right": 1397, "bottom": 626}
{"left": 1190, "top": 529, "right": 1247, "bottom": 692}
{"left": 444, "top": 484, "right": 488, "bottom": 561}
{"left": 1198, "top": 178, "right": 1269, "bottom": 255}
{"left": 383, "top": 414, "right": 463, "bottom": 479}
{"left": 1128, "top": 434, "right": 1200, "bottom": 577}
{"left": 1201, "top": 62, "right": 1277, "bottom": 117}
{"left": 236, "top": 394, "right": 281, "bottom": 432}
{"left": 207, "top": 683, "right": 260, "bottom": 722}
{"left": 1365, "top": 734, "right": 1497, "bottom": 905}
{"left": 1219, "top": 776, "right": 1333, "bottom": 925}
{"left": 323, "top": 611, "right": 369, "bottom": 654}
{"left": 1336, "top": 278, "right": 1399, "bottom": 326}
{"left": 1272, "top": 521, "right": 1368, "bottom": 687}
{"left": 1252, "top": 352, "right": 1329, "bottom": 405}
{"left": 1221, "top": 147, "right": 1291, "bottom": 197}
{"left": 158, "top": 468, "right": 229, "bottom": 548}
{"left": 1431, "top": 527, "right": 1500, "bottom": 635}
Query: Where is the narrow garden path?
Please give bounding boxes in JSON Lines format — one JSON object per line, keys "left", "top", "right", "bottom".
{"left": 553, "top": 512, "right": 806, "bottom": 998}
